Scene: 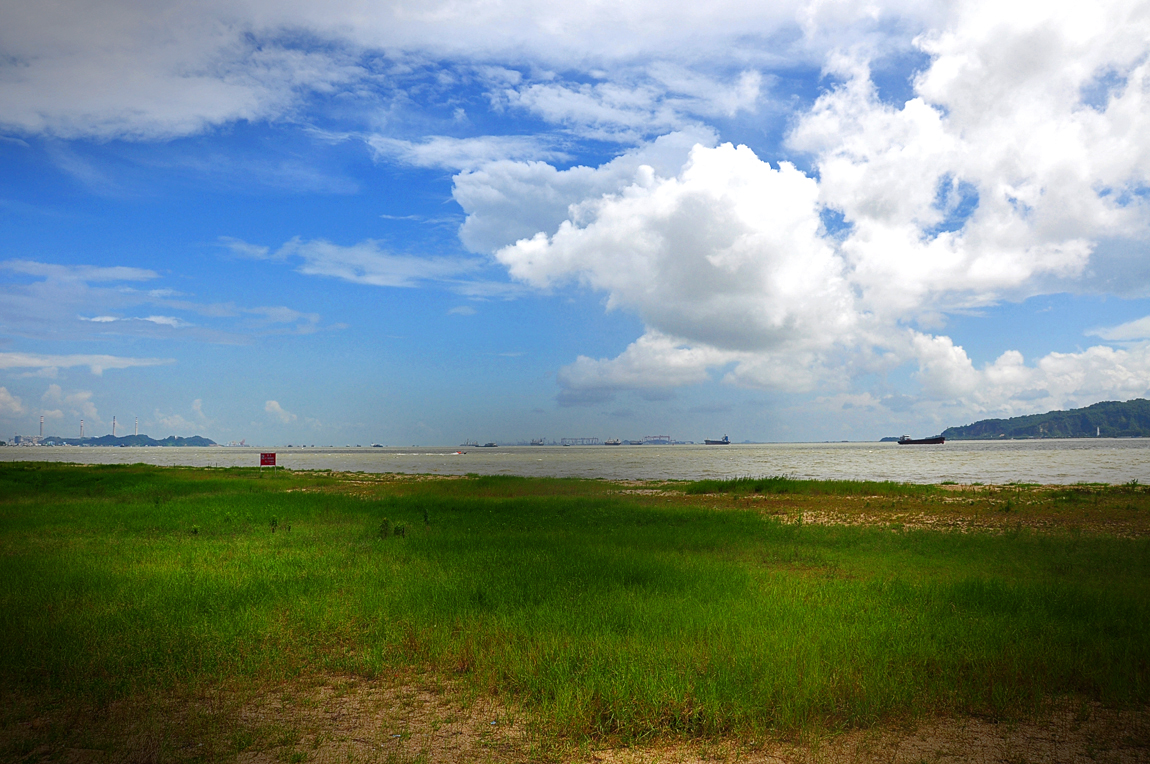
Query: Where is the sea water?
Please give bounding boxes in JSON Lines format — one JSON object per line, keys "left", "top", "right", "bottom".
{"left": 1, "top": 439, "right": 1148, "bottom": 484}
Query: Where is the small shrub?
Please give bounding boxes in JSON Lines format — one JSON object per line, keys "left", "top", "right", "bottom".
{"left": 394, "top": 523, "right": 407, "bottom": 538}
{"left": 378, "top": 518, "right": 392, "bottom": 538}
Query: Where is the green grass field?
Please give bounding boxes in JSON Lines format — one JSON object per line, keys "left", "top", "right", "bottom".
{"left": 1, "top": 463, "right": 1148, "bottom": 756}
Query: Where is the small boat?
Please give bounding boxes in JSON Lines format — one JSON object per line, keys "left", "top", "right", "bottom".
{"left": 604, "top": 438, "right": 621, "bottom": 445}
{"left": 897, "top": 435, "right": 945, "bottom": 445}
{"left": 704, "top": 435, "right": 730, "bottom": 445}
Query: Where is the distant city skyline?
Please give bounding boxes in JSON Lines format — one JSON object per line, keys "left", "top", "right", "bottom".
{"left": 2, "top": 0, "right": 1150, "bottom": 446}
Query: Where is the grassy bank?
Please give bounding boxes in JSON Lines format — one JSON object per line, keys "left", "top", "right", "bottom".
{"left": 1, "top": 463, "right": 1148, "bottom": 749}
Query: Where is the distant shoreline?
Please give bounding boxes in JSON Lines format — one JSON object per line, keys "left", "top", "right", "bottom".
{"left": 1, "top": 438, "right": 1148, "bottom": 486}
{"left": 4, "top": 434, "right": 216, "bottom": 448}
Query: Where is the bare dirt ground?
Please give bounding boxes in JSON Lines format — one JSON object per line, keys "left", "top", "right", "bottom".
{"left": 592, "top": 704, "right": 1150, "bottom": 764}
{"left": 662, "top": 485, "right": 1150, "bottom": 539}
{"left": 2, "top": 674, "right": 533, "bottom": 764}
{"left": 5, "top": 676, "right": 1147, "bottom": 763}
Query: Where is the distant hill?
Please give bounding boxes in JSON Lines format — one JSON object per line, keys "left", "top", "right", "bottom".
{"left": 41, "top": 434, "right": 217, "bottom": 447}
{"left": 942, "top": 399, "right": 1150, "bottom": 440}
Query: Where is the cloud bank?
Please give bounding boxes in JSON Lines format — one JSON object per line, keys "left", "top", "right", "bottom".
{"left": 449, "top": 0, "right": 1150, "bottom": 417}
{"left": 0, "top": 352, "right": 174, "bottom": 376}
{"left": 264, "top": 399, "right": 297, "bottom": 423}
{"left": 0, "top": 0, "right": 890, "bottom": 141}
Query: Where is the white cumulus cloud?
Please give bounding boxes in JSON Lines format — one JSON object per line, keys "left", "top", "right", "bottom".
{"left": 41, "top": 384, "right": 99, "bottom": 421}
{"left": 264, "top": 400, "right": 297, "bottom": 423}
{"left": 491, "top": 141, "right": 866, "bottom": 397}
{"left": 908, "top": 331, "right": 1150, "bottom": 416}
{"left": 454, "top": 128, "right": 718, "bottom": 255}
{"left": 556, "top": 331, "right": 735, "bottom": 405}
{"left": 0, "top": 387, "right": 25, "bottom": 416}
{"left": 154, "top": 398, "right": 210, "bottom": 435}
{"left": 498, "top": 142, "right": 854, "bottom": 354}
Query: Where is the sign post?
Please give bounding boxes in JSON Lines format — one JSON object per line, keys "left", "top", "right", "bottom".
{"left": 260, "top": 452, "right": 276, "bottom": 474}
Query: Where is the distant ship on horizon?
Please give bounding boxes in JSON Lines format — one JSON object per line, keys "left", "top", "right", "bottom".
{"left": 897, "top": 435, "right": 945, "bottom": 445}
{"left": 704, "top": 435, "right": 730, "bottom": 445}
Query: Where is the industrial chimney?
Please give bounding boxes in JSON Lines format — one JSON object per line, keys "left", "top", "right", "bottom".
{"left": 40, "top": 415, "right": 44, "bottom": 437}
{"left": 134, "top": 417, "right": 138, "bottom": 436}
{"left": 112, "top": 416, "right": 117, "bottom": 437}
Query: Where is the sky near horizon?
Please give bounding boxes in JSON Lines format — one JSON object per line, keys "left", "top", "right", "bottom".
{"left": 2, "top": 0, "right": 1150, "bottom": 446}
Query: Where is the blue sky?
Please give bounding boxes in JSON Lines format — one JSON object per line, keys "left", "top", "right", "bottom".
{"left": 2, "top": 0, "right": 1150, "bottom": 445}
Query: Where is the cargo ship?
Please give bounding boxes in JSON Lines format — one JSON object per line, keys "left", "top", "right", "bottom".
{"left": 704, "top": 435, "right": 730, "bottom": 445}
{"left": 897, "top": 435, "right": 945, "bottom": 445}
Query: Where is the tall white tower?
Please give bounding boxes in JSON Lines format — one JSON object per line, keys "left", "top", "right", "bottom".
{"left": 40, "top": 415, "right": 44, "bottom": 437}
{"left": 80, "top": 419, "right": 84, "bottom": 438}
{"left": 134, "top": 417, "right": 138, "bottom": 436}
{"left": 112, "top": 416, "right": 117, "bottom": 437}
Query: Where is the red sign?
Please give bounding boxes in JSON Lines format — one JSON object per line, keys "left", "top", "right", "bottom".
{"left": 260, "top": 452, "right": 276, "bottom": 466}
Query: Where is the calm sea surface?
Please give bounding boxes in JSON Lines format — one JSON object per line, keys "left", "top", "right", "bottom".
{"left": 1, "top": 439, "right": 1148, "bottom": 484}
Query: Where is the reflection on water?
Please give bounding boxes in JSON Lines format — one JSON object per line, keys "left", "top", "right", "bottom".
{"left": 2, "top": 439, "right": 1149, "bottom": 484}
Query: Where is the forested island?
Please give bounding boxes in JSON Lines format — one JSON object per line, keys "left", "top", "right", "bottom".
{"left": 38, "top": 434, "right": 217, "bottom": 447}
{"left": 941, "top": 398, "right": 1150, "bottom": 439}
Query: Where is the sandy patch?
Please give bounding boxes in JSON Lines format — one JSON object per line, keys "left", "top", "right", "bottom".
{"left": 590, "top": 702, "right": 1148, "bottom": 763}
{"left": 232, "top": 676, "right": 531, "bottom": 764}
{"left": 1, "top": 674, "right": 534, "bottom": 764}
{"left": 6, "top": 680, "right": 1145, "bottom": 764}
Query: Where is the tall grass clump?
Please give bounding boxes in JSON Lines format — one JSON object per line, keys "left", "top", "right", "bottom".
{"left": 683, "top": 475, "right": 937, "bottom": 497}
